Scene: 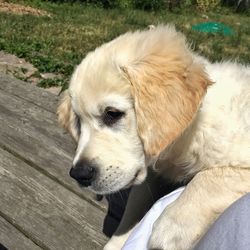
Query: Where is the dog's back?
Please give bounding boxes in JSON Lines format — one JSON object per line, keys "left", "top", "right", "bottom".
{"left": 204, "top": 62, "right": 250, "bottom": 166}
{"left": 160, "top": 61, "right": 250, "bottom": 180}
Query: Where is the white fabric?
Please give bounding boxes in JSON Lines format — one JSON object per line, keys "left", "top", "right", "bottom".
{"left": 122, "top": 187, "right": 185, "bottom": 250}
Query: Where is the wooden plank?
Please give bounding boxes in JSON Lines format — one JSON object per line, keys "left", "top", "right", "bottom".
{"left": 0, "top": 216, "right": 42, "bottom": 250}
{"left": 0, "top": 74, "right": 58, "bottom": 113}
{"left": 0, "top": 148, "right": 108, "bottom": 250}
{"left": 0, "top": 88, "right": 107, "bottom": 211}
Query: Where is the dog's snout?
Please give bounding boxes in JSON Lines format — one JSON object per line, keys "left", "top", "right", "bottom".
{"left": 70, "top": 160, "right": 96, "bottom": 187}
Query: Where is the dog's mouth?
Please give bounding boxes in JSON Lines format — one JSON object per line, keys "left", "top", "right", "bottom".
{"left": 124, "top": 168, "right": 147, "bottom": 188}
{"left": 90, "top": 168, "right": 147, "bottom": 194}
{"left": 124, "top": 172, "right": 139, "bottom": 188}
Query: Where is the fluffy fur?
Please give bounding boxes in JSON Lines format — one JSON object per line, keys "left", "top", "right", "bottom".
{"left": 57, "top": 25, "right": 250, "bottom": 249}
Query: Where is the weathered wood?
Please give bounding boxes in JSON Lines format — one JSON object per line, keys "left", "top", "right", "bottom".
{"left": 0, "top": 74, "right": 58, "bottom": 113}
{"left": 0, "top": 87, "right": 107, "bottom": 211}
{"left": 0, "top": 216, "right": 42, "bottom": 250}
{"left": 0, "top": 147, "right": 108, "bottom": 250}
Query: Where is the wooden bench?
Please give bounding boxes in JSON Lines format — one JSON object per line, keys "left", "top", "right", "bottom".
{"left": 0, "top": 74, "right": 109, "bottom": 250}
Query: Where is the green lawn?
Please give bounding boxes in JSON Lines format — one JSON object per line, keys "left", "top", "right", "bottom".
{"left": 0, "top": 1, "right": 249, "bottom": 89}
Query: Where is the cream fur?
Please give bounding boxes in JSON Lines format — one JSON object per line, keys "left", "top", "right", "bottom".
{"left": 157, "top": 60, "right": 250, "bottom": 181}
{"left": 57, "top": 25, "right": 250, "bottom": 249}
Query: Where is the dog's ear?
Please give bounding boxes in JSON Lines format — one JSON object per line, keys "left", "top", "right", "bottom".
{"left": 57, "top": 90, "right": 79, "bottom": 141}
{"left": 121, "top": 54, "right": 212, "bottom": 158}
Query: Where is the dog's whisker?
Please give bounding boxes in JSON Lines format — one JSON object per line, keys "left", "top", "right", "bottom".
{"left": 145, "top": 180, "right": 155, "bottom": 203}
{"left": 118, "top": 190, "right": 126, "bottom": 206}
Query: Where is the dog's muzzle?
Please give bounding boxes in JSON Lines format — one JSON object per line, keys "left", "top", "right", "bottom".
{"left": 69, "top": 160, "right": 96, "bottom": 187}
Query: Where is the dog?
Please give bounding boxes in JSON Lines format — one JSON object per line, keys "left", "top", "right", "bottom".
{"left": 57, "top": 25, "right": 250, "bottom": 249}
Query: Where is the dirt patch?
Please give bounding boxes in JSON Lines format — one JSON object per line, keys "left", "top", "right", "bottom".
{"left": 0, "top": 2, "right": 51, "bottom": 17}
{"left": 0, "top": 50, "right": 38, "bottom": 78}
{"left": 0, "top": 51, "right": 62, "bottom": 95}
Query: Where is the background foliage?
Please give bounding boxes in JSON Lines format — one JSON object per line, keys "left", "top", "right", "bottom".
{"left": 0, "top": 0, "right": 249, "bottom": 89}
{"left": 42, "top": 0, "right": 249, "bottom": 12}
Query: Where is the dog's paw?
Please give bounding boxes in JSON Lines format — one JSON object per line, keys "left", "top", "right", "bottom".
{"left": 103, "top": 233, "right": 130, "bottom": 250}
{"left": 148, "top": 212, "right": 182, "bottom": 250}
{"left": 148, "top": 206, "right": 202, "bottom": 250}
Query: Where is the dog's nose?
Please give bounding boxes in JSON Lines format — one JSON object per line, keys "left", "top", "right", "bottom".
{"left": 69, "top": 160, "right": 96, "bottom": 187}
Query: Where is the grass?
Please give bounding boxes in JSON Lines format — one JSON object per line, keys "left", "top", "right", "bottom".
{"left": 0, "top": 0, "right": 249, "bottom": 89}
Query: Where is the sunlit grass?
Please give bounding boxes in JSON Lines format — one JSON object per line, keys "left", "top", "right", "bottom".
{"left": 0, "top": 0, "right": 249, "bottom": 88}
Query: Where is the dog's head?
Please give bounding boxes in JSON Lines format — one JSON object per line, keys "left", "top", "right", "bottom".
{"left": 57, "top": 25, "right": 212, "bottom": 194}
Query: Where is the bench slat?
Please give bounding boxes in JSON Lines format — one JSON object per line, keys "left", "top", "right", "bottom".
{"left": 0, "top": 87, "right": 106, "bottom": 211}
{"left": 0, "top": 147, "right": 107, "bottom": 250}
{"left": 0, "top": 216, "right": 42, "bottom": 250}
{"left": 0, "top": 74, "right": 59, "bottom": 113}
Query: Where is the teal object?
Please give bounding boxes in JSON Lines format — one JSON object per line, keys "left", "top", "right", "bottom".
{"left": 192, "top": 22, "right": 234, "bottom": 36}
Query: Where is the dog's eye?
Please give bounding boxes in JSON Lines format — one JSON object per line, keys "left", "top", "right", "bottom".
{"left": 103, "top": 107, "right": 125, "bottom": 126}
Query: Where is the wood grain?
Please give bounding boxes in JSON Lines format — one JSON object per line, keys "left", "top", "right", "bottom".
{"left": 0, "top": 216, "right": 42, "bottom": 250}
{"left": 0, "top": 147, "right": 107, "bottom": 250}
{"left": 0, "top": 74, "right": 58, "bottom": 113}
{"left": 0, "top": 87, "right": 107, "bottom": 211}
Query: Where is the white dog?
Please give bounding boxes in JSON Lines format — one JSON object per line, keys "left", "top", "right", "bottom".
{"left": 57, "top": 25, "right": 250, "bottom": 250}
